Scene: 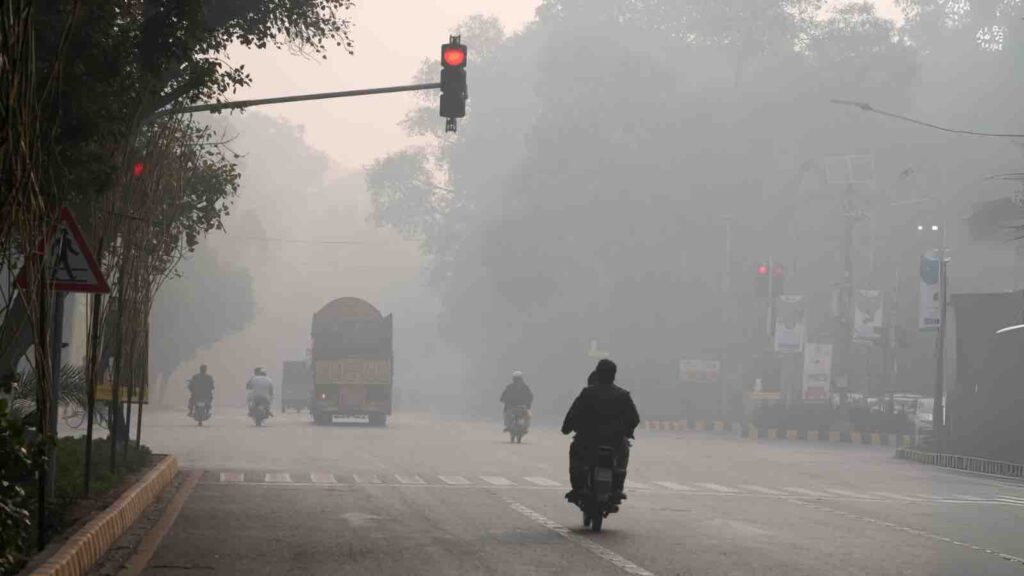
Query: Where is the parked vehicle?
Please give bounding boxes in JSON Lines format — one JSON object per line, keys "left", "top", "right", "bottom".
{"left": 309, "top": 297, "right": 394, "bottom": 426}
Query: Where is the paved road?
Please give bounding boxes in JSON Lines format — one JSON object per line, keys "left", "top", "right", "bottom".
{"left": 134, "top": 409, "right": 1024, "bottom": 575}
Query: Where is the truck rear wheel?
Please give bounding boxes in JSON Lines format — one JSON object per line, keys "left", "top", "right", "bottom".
{"left": 369, "top": 414, "right": 387, "bottom": 427}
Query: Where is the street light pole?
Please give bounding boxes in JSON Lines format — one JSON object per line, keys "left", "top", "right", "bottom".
{"left": 934, "top": 224, "right": 947, "bottom": 451}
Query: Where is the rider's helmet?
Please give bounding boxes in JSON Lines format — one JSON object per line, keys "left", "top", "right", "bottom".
{"left": 254, "top": 367, "right": 265, "bottom": 376}
{"left": 512, "top": 370, "right": 523, "bottom": 379}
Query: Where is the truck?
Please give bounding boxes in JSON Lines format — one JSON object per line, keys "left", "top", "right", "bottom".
{"left": 281, "top": 360, "right": 313, "bottom": 413}
{"left": 309, "top": 297, "right": 393, "bottom": 426}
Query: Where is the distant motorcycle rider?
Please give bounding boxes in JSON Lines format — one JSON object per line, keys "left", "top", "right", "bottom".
{"left": 500, "top": 371, "right": 533, "bottom": 432}
{"left": 246, "top": 367, "right": 274, "bottom": 417}
{"left": 561, "top": 359, "right": 640, "bottom": 505}
{"left": 187, "top": 365, "right": 214, "bottom": 416}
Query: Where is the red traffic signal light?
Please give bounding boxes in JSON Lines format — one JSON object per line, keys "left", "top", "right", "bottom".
{"left": 757, "top": 264, "right": 769, "bottom": 276}
{"left": 132, "top": 162, "right": 145, "bottom": 177}
{"left": 439, "top": 35, "right": 468, "bottom": 132}
{"left": 443, "top": 46, "right": 466, "bottom": 67}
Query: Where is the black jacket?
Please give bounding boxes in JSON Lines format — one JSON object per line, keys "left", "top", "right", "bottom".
{"left": 189, "top": 373, "right": 214, "bottom": 400}
{"left": 500, "top": 379, "right": 533, "bottom": 408}
{"left": 561, "top": 383, "right": 640, "bottom": 444}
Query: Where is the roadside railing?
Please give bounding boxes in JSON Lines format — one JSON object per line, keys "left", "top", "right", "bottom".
{"left": 895, "top": 448, "right": 1024, "bottom": 478}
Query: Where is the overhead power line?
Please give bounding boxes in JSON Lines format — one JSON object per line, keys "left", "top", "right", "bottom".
{"left": 830, "top": 99, "right": 1024, "bottom": 139}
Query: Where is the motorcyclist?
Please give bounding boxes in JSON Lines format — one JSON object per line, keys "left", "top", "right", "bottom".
{"left": 187, "top": 365, "right": 214, "bottom": 416}
{"left": 500, "top": 371, "right": 533, "bottom": 432}
{"left": 246, "top": 367, "right": 275, "bottom": 418}
{"left": 561, "top": 358, "right": 640, "bottom": 506}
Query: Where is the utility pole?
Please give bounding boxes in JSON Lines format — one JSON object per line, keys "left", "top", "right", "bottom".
{"left": 837, "top": 186, "right": 856, "bottom": 401}
{"left": 934, "top": 225, "right": 948, "bottom": 451}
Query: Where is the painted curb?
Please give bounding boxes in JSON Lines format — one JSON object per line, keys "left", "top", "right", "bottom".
{"left": 29, "top": 455, "right": 179, "bottom": 576}
{"left": 642, "top": 419, "right": 914, "bottom": 447}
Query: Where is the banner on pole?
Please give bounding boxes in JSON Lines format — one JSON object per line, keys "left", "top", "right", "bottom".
{"left": 679, "top": 359, "right": 720, "bottom": 384}
{"left": 774, "top": 295, "right": 805, "bottom": 353}
{"left": 802, "top": 343, "right": 832, "bottom": 402}
{"left": 919, "top": 254, "right": 941, "bottom": 331}
{"left": 854, "top": 289, "right": 884, "bottom": 341}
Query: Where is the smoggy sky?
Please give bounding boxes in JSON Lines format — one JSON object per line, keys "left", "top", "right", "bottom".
{"left": 225, "top": 0, "right": 901, "bottom": 172}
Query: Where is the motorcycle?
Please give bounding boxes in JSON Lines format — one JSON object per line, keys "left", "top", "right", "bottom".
{"left": 508, "top": 406, "right": 530, "bottom": 444}
{"left": 192, "top": 398, "right": 212, "bottom": 426}
{"left": 249, "top": 397, "right": 271, "bottom": 426}
{"left": 577, "top": 445, "right": 625, "bottom": 532}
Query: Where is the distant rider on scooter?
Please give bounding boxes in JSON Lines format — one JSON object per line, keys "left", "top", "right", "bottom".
{"left": 500, "top": 371, "right": 533, "bottom": 432}
{"left": 187, "top": 364, "right": 214, "bottom": 416}
{"left": 246, "top": 367, "right": 274, "bottom": 419}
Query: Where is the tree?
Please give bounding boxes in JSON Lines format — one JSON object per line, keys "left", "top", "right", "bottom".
{"left": 148, "top": 245, "right": 255, "bottom": 405}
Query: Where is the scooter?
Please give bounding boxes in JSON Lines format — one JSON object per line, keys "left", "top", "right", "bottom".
{"left": 578, "top": 445, "right": 624, "bottom": 532}
{"left": 193, "top": 399, "right": 212, "bottom": 426}
{"left": 249, "top": 397, "right": 271, "bottom": 426}
{"left": 508, "top": 406, "right": 530, "bottom": 444}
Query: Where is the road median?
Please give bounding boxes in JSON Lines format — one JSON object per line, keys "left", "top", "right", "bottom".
{"left": 27, "top": 455, "right": 178, "bottom": 576}
{"left": 642, "top": 419, "right": 914, "bottom": 447}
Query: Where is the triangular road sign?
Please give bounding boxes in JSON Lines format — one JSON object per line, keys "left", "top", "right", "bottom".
{"left": 15, "top": 207, "right": 110, "bottom": 293}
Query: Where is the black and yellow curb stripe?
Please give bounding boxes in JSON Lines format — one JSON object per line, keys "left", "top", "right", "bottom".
{"left": 29, "top": 455, "right": 179, "bottom": 576}
{"left": 642, "top": 420, "right": 914, "bottom": 447}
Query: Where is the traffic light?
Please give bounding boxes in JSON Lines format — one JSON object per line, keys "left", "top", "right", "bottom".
{"left": 439, "top": 35, "right": 468, "bottom": 132}
{"left": 755, "top": 263, "right": 769, "bottom": 297}
{"left": 772, "top": 263, "right": 786, "bottom": 297}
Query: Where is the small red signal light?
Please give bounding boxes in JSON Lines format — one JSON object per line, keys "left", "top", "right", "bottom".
{"left": 443, "top": 47, "right": 465, "bottom": 67}
{"left": 757, "top": 265, "right": 768, "bottom": 276}
{"left": 132, "top": 162, "right": 144, "bottom": 177}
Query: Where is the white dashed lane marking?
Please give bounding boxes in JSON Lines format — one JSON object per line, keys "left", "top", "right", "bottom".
{"left": 652, "top": 481, "right": 693, "bottom": 491}
{"left": 505, "top": 498, "right": 657, "bottom": 576}
{"left": 481, "top": 476, "right": 516, "bottom": 486}
{"left": 524, "top": 476, "right": 562, "bottom": 487}
{"left": 695, "top": 483, "right": 739, "bottom": 493}
{"left": 784, "top": 487, "right": 830, "bottom": 498}
{"left": 739, "top": 485, "right": 786, "bottom": 496}
{"left": 219, "top": 472, "right": 244, "bottom": 483}
{"left": 395, "top": 474, "right": 426, "bottom": 485}
{"left": 309, "top": 473, "right": 336, "bottom": 484}
{"left": 353, "top": 474, "right": 381, "bottom": 484}
{"left": 625, "top": 480, "right": 654, "bottom": 490}
{"left": 265, "top": 473, "right": 292, "bottom": 483}
{"left": 439, "top": 475, "right": 471, "bottom": 485}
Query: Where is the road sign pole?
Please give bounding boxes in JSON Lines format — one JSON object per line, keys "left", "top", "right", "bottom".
{"left": 46, "top": 291, "right": 65, "bottom": 501}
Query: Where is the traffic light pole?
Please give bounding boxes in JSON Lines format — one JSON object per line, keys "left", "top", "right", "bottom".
{"left": 152, "top": 82, "right": 442, "bottom": 118}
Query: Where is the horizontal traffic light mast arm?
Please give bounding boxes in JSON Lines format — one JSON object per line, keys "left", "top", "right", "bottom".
{"left": 155, "top": 82, "right": 442, "bottom": 117}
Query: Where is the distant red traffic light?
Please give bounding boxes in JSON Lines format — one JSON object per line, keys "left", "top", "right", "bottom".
{"left": 443, "top": 47, "right": 466, "bottom": 67}
{"left": 757, "top": 264, "right": 769, "bottom": 276}
{"left": 132, "top": 162, "right": 145, "bottom": 177}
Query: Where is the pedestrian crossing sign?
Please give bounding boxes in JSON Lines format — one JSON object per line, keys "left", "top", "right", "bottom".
{"left": 16, "top": 207, "right": 110, "bottom": 293}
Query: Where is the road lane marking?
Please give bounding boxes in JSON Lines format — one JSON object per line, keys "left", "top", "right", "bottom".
{"left": 395, "top": 474, "right": 426, "bottom": 485}
{"left": 265, "top": 473, "right": 292, "bottom": 483}
{"left": 652, "top": 481, "right": 694, "bottom": 491}
{"left": 739, "top": 484, "right": 786, "bottom": 495}
{"left": 783, "top": 487, "right": 830, "bottom": 498}
{"left": 625, "top": 480, "right": 653, "bottom": 490}
{"left": 954, "top": 494, "right": 986, "bottom": 501}
{"left": 353, "top": 474, "right": 381, "bottom": 484}
{"left": 504, "top": 498, "right": 656, "bottom": 576}
{"left": 219, "top": 472, "right": 244, "bottom": 483}
{"left": 869, "top": 491, "right": 923, "bottom": 502}
{"left": 824, "top": 488, "right": 873, "bottom": 499}
{"left": 996, "top": 497, "right": 1024, "bottom": 506}
{"left": 790, "top": 498, "right": 1024, "bottom": 567}
{"left": 481, "top": 476, "right": 515, "bottom": 486}
{"left": 310, "top": 473, "right": 336, "bottom": 484}
{"left": 439, "top": 475, "right": 471, "bottom": 485}
{"left": 695, "top": 483, "right": 739, "bottom": 493}
{"left": 998, "top": 495, "right": 1024, "bottom": 503}
{"left": 525, "top": 476, "right": 563, "bottom": 487}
